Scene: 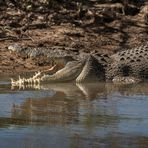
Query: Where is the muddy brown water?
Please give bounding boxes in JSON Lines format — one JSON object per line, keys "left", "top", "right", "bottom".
{"left": 0, "top": 77, "right": 148, "bottom": 148}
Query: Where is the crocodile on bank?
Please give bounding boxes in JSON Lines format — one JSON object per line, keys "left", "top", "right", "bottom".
{"left": 106, "top": 43, "right": 148, "bottom": 81}
{"left": 10, "top": 43, "right": 148, "bottom": 85}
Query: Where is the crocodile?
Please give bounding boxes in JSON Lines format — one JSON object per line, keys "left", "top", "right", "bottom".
{"left": 106, "top": 43, "right": 148, "bottom": 82}
{"left": 11, "top": 54, "right": 108, "bottom": 85}
{"left": 10, "top": 43, "right": 148, "bottom": 85}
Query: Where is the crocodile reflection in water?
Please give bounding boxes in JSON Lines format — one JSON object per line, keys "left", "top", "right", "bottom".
{"left": 11, "top": 83, "right": 111, "bottom": 126}
{"left": 11, "top": 82, "right": 148, "bottom": 99}
{"left": 11, "top": 81, "right": 148, "bottom": 98}
{"left": 106, "top": 82, "right": 148, "bottom": 96}
{"left": 11, "top": 82, "right": 148, "bottom": 127}
{"left": 11, "top": 82, "right": 107, "bottom": 100}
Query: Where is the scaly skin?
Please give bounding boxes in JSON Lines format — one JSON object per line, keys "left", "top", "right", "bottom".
{"left": 11, "top": 43, "right": 148, "bottom": 85}
{"left": 106, "top": 43, "right": 148, "bottom": 81}
{"left": 41, "top": 60, "right": 86, "bottom": 82}
{"left": 40, "top": 55, "right": 109, "bottom": 83}
{"left": 11, "top": 55, "right": 106, "bottom": 85}
{"left": 76, "top": 55, "right": 106, "bottom": 83}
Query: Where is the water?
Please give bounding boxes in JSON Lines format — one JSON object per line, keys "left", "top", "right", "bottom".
{"left": 0, "top": 77, "right": 148, "bottom": 148}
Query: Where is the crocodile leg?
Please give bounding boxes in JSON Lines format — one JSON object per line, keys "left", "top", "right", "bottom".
{"left": 76, "top": 55, "right": 105, "bottom": 83}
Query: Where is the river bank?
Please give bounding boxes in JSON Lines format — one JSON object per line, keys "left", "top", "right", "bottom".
{"left": 0, "top": 1, "right": 147, "bottom": 76}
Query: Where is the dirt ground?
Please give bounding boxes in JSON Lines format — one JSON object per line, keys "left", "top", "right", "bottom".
{"left": 0, "top": 1, "right": 148, "bottom": 76}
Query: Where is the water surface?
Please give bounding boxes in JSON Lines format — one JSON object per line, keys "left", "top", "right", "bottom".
{"left": 0, "top": 78, "right": 148, "bottom": 148}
